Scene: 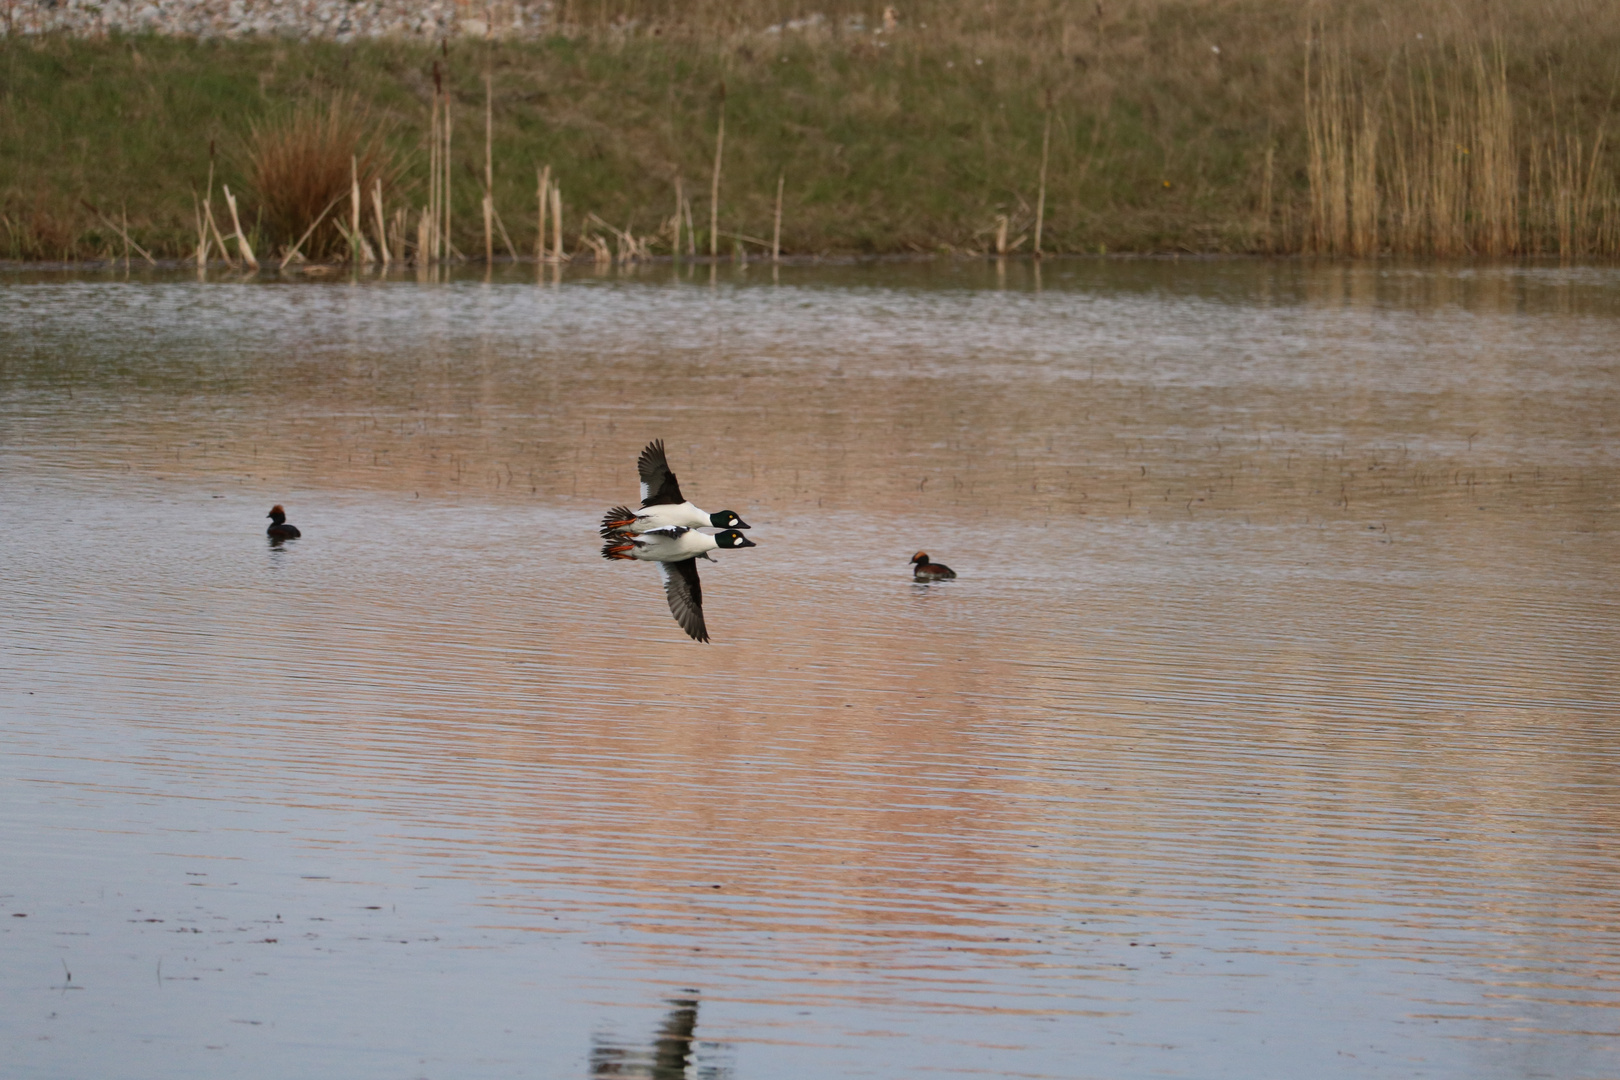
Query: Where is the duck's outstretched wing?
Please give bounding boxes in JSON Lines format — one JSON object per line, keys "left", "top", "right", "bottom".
{"left": 638, "top": 439, "right": 685, "bottom": 507}
{"left": 658, "top": 558, "right": 709, "bottom": 643}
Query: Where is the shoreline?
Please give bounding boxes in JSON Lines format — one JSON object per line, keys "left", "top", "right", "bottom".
{"left": 11, "top": 251, "right": 1620, "bottom": 276}
{"left": 4, "top": 6, "right": 1618, "bottom": 263}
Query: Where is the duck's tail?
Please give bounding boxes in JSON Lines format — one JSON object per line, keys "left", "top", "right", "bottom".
{"left": 601, "top": 536, "right": 638, "bottom": 561}
{"left": 600, "top": 505, "right": 639, "bottom": 538}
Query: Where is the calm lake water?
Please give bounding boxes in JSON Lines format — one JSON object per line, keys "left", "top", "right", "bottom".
{"left": 2, "top": 259, "right": 1618, "bottom": 1079}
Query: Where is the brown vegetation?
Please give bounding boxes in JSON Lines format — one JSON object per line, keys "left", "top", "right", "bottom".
{"left": 0, "top": 0, "right": 1616, "bottom": 262}
{"left": 244, "top": 96, "right": 397, "bottom": 262}
{"left": 1305, "top": 32, "right": 1619, "bottom": 258}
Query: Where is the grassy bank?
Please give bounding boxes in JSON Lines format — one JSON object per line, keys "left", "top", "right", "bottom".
{"left": 3, "top": 0, "right": 1618, "bottom": 262}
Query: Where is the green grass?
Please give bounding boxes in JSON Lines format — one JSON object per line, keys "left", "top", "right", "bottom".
{"left": 2, "top": 0, "right": 1617, "bottom": 261}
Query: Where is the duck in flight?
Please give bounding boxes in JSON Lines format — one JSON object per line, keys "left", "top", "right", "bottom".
{"left": 911, "top": 551, "right": 955, "bottom": 581}
{"left": 266, "top": 505, "right": 301, "bottom": 541}
{"left": 602, "top": 526, "right": 756, "bottom": 642}
{"left": 600, "top": 440, "right": 749, "bottom": 538}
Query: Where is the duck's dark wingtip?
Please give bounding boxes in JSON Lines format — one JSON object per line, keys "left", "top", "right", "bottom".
{"left": 638, "top": 439, "right": 668, "bottom": 468}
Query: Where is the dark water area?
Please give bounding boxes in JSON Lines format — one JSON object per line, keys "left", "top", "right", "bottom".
{"left": 2, "top": 259, "right": 1618, "bottom": 1079}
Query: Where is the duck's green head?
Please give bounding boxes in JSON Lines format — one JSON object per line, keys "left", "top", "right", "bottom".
{"left": 714, "top": 530, "right": 756, "bottom": 549}
{"left": 709, "top": 510, "right": 750, "bottom": 529}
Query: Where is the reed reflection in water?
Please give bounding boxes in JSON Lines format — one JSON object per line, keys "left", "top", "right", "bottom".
{"left": 0, "top": 260, "right": 1618, "bottom": 1080}
{"left": 591, "top": 995, "right": 730, "bottom": 1080}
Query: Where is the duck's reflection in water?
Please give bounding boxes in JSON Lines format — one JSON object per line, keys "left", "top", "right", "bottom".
{"left": 590, "top": 995, "right": 731, "bottom": 1079}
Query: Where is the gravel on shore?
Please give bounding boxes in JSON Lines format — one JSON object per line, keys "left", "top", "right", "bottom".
{"left": 2, "top": 0, "right": 553, "bottom": 41}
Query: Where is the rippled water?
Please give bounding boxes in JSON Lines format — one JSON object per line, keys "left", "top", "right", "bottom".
{"left": 3, "top": 260, "right": 1618, "bottom": 1079}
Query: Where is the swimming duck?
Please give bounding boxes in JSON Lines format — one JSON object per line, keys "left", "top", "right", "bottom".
{"left": 600, "top": 440, "right": 750, "bottom": 537}
{"left": 266, "top": 505, "right": 301, "bottom": 540}
{"left": 602, "top": 526, "right": 756, "bottom": 642}
{"left": 911, "top": 551, "right": 955, "bottom": 581}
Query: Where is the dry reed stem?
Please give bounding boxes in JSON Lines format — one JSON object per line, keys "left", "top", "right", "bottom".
{"left": 586, "top": 211, "right": 648, "bottom": 262}
{"left": 205, "top": 198, "right": 236, "bottom": 268}
{"left": 673, "top": 176, "right": 684, "bottom": 261}
{"left": 551, "top": 183, "right": 564, "bottom": 259}
{"left": 1473, "top": 47, "right": 1517, "bottom": 256}
{"left": 579, "top": 230, "right": 610, "bottom": 263}
{"left": 536, "top": 165, "right": 550, "bottom": 261}
{"left": 1259, "top": 143, "right": 1275, "bottom": 252}
{"left": 493, "top": 201, "right": 518, "bottom": 259}
{"left": 416, "top": 206, "right": 433, "bottom": 266}
{"left": 372, "top": 177, "right": 391, "bottom": 266}
{"left": 390, "top": 204, "right": 408, "bottom": 262}
{"left": 85, "top": 201, "right": 155, "bottom": 265}
{"left": 709, "top": 98, "right": 725, "bottom": 259}
{"left": 1349, "top": 98, "right": 1380, "bottom": 256}
{"left": 772, "top": 171, "right": 783, "bottom": 262}
{"left": 201, "top": 158, "right": 225, "bottom": 267}
{"left": 484, "top": 72, "right": 494, "bottom": 263}
{"left": 442, "top": 85, "right": 453, "bottom": 262}
{"left": 279, "top": 191, "right": 346, "bottom": 269}
{"left": 482, "top": 193, "right": 494, "bottom": 261}
{"left": 428, "top": 71, "right": 440, "bottom": 264}
{"left": 1304, "top": 36, "right": 1347, "bottom": 253}
{"left": 1035, "top": 102, "right": 1051, "bottom": 257}
{"left": 192, "top": 192, "right": 209, "bottom": 268}
{"left": 222, "top": 185, "right": 258, "bottom": 268}
{"left": 348, "top": 157, "right": 364, "bottom": 264}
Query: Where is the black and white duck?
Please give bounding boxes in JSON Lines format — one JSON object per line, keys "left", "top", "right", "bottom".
{"left": 600, "top": 440, "right": 749, "bottom": 538}
{"left": 602, "top": 527, "right": 756, "bottom": 642}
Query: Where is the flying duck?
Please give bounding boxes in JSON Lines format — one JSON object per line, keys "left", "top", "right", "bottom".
{"left": 266, "top": 505, "right": 301, "bottom": 540}
{"left": 911, "top": 551, "right": 955, "bottom": 581}
{"left": 602, "top": 526, "right": 756, "bottom": 642}
{"left": 600, "top": 440, "right": 749, "bottom": 538}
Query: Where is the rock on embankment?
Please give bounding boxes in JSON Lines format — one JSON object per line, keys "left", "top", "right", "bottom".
{"left": 2, "top": 0, "right": 553, "bottom": 41}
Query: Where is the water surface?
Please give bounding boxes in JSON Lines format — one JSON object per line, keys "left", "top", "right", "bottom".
{"left": 3, "top": 259, "right": 1618, "bottom": 1079}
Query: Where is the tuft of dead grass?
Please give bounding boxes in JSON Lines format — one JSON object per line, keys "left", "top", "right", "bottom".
{"left": 2, "top": 195, "right": 87, "bottom": 261}
{"left": 244, "top": 96, "right": 397, "bottom": 262}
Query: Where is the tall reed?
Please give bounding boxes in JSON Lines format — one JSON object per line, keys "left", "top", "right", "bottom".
{"left": 1306, "top": 32, "right": 1616, "bottom": 257}
{"left": 772, "top": 172, "right": 783, "bottom": 262}
{"left": 483, "top": 72, "right": 494, "bottom": 263}
{"left": 373, "top": 177, "right": 391, "bottom": 266}
{"left": 537, "top": 165, "right": 555, "bottom": 260}
{"left": 709, "top": 88, "right": 725, "bottom": 259}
